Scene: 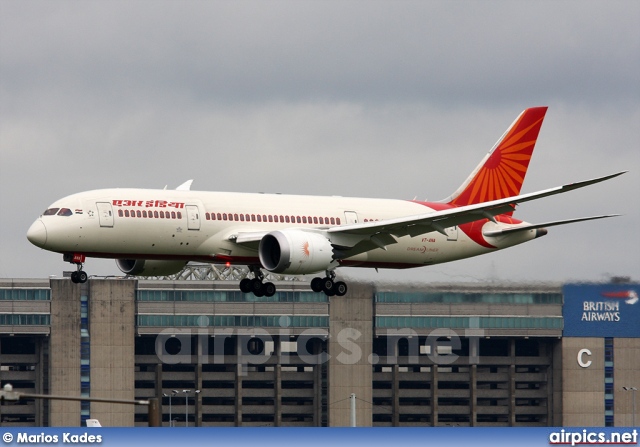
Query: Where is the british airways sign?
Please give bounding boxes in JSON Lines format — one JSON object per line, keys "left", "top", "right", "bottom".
{"left": 563, "top": 283, "right": 640, "bottom": 337}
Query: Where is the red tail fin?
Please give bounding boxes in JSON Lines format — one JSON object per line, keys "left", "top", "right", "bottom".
{"left": 445, "top": 107, "right": 548, "bottom": 211}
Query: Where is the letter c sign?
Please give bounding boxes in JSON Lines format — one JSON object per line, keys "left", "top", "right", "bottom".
{"left": 577, "top": 348, "right": 592, "bottom": 368}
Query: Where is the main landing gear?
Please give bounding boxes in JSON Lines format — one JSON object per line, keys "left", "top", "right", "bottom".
{"left": 239, "top": 267, "right": 276, "bottom": 297}
{"left": 239, "top": 268, "right": 348, "bottom": 297}
{"left": 63, "top": 253, "right": 88, "bottom": 284}
{"left": 311, "top": 270, "right": 347, "bottom": 297}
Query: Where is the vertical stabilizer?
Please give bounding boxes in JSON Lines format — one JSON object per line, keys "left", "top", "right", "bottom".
{"left": 443, "top": 107, "right": 548, "bottom": 212}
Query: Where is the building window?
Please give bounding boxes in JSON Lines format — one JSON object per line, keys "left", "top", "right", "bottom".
{"left": 604, "top": 337, "right": 614, "bottom": 427}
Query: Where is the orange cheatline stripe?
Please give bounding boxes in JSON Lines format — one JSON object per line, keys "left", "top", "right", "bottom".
{"left": 486, "top": 171, "right": 495, "bottom": 202}
{"left": 500, "top": 117, "right": 544, "bottom": 149}
{"left": 502, "top": 158, "right": 528, "bottom": 173}
{"left": 466, "top": 168, "right": 488, "bottom": 204}
{"left": 502, "top": 140, "right": 535, "bottom": 154}
{"left": 496, "top": 168, "right": 511, "bottom": 199}
{"left": 497, "top": 165, "right": 519, "bottom": 196}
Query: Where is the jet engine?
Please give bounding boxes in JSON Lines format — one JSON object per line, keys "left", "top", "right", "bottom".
{"left": 259, "top": 230, "right": 334, "bottom": 275}
{"left": 116, "top": 259, "right": 187, "bottom": 276}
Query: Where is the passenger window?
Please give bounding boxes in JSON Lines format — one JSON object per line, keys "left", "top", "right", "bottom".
{"left": 268, "top": 215, "right": 273, "bottom": 222}
{"left": 118, "top": 210, "right": 123, "bottom": 217}
{"left": 205, "top": 213, "right": 210, "bottom": 220}
{"left": 234, "top": 213, "right": 239, "bottom": 221}
{"left": 240, "top": 214, "right": 245, "bottom": 222}
{"left": 137, "top": 210, "right": 142, "bottom": 218}
{"left": 296, "top": 216, "right": 301, "bottom": 223}
{"left": 251, "top": 214, "right": 256, "bottom": 222}
{"left": 330, "top": 217, "right": 335, "bottom": 225}
{"left": 177, "top": 212, "right": 182, "bottom": 219}
{"left": 302, "top": 216, "right": 307, "bottom": 224}
{"left": 257, "top": 215, "right": 262, "bottom": 222}
{"left": 285, "top": 216, "right": 290, "bottom": 223}
{"left": 171, "top": 211, "right": 176, "bottom": 219}
{"left": 142, "top": 210, "right": 147, "bottom": 218}
{"left": 313, "top": 217, "right": 318, "bottom": 224}
{"left": 154, "top": 211, "right": 159, "bottom": 218}
{"left": 43, "top": 208, "right": 59, "bottom": 216}
{"left": 125, "top": 210, "right": 130, "bottom": 217}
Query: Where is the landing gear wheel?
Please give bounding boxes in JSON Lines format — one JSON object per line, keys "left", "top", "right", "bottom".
{"left": 263, "top": 282, "right": 276, "bottom": 297}
{"left": 334, "top": 281, "right": 347, "bottom": 296}
{"left": 311, "top": 277, "right": 324, "bottom": 293}
{"left": 322, "top": 277, "right": 335, "bottom": 296}
{"left": 240, "top": 278, "right": 252, "bottom": 293}
{"left": 250, "top": 278, "right": 263, "bottom": 294}
{"left": 70, "top": 270, "right": 88, "bottom": 284}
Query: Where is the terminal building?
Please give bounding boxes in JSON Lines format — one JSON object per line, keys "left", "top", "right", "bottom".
{"left": 0, "top": 272, "right": 638, "bottom": 427}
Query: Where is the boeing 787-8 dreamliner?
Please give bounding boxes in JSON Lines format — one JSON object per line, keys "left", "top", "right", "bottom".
{"left": 27, "top": 107, "right": 624, "bottom": 296}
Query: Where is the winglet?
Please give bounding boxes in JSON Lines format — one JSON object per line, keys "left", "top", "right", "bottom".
{"left": 176, "top": 180, "right": 194, "bottom": 191}
{"left": 443, "top": 107, "right": 548, "bottom": 212}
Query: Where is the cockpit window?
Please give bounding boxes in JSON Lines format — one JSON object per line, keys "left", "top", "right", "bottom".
{"left": 43, "top": 208, "right": 59, "bottom": 216}
{"left": 57, "top": 208, "right": 73, "bottom": 216}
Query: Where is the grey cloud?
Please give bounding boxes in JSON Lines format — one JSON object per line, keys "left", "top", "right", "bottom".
{"left": 1, "top": 0, "right": 638, "bottom": 281}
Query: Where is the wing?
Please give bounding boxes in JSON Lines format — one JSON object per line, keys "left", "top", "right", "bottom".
{"left": 326, "top": 172, "right": 625, "bottom": 258}
{"left": 229, "top": 171, "right": 625, "bottom": 258}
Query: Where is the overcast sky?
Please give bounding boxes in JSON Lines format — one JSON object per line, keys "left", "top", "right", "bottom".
{"left": 1, "top": 0, "right": 638, "bottom": 284}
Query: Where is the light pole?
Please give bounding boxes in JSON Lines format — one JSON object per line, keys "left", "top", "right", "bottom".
{"left": 162, "top": 390, "right": 178, "bottom": 427}
{"left": 623, "top": 386, "right": 637, "bottom": 427}
{"left": 183, "top": 390, "right": 190, "bottom": 427}
{"left": 194, "top": 390, "right": 201, "bottom": 427}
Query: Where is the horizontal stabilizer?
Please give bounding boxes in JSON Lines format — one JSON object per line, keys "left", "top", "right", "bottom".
{"left": 483, "top": 215, "right": 621, "bottom": 237}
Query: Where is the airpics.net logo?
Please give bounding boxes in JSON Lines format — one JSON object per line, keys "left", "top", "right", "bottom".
{"left": 549, "top": 429, "right": 638, "bottom": 446}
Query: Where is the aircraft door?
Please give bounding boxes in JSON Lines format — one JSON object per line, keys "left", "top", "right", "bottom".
{"left": 344, "top": 211, "right": 359, "bottom": 224}
{"left": 96, "top": 202, "right": 114, "bottom": 227}
{"left": 446, "top": 226, "right": 458, "bottom": 241}
{"left": 186, "top": 205, "right": 201, "bottom": 230}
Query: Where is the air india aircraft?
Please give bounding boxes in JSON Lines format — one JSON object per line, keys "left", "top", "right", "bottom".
{"left": 27, "top": 107, "right": 624, "bottom": 296}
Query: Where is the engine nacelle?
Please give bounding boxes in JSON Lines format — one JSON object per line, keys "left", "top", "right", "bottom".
{"left": 116, "top": 259, "right": 187, "bottom": 276}
{"left": 259, "top": 230, "right": 334, "bottom": 275}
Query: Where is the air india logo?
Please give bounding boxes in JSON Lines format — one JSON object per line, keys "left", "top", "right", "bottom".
{"left": 301, "top": 241, "right": 310, "bottom": 258}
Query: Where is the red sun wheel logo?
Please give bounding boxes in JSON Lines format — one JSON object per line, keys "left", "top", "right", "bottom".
{"left": 301, "top": 241, "right": 310, "bottom": 257}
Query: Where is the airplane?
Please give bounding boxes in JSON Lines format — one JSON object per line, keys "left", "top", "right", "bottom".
{"left": 26, "top": 107, "right": 624, "bottom": 297}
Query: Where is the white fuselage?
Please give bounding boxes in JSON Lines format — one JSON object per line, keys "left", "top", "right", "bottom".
{"left": 27, "top": 188, "right": 537, "bottom": 272}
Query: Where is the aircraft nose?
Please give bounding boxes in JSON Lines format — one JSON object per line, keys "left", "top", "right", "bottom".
{"left": 27, "top": 219, "right": 47, "bottom": 248}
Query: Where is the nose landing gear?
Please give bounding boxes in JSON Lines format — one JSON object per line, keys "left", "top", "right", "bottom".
{"left": 64, "top": 253, "right": 88, "bottom": 284}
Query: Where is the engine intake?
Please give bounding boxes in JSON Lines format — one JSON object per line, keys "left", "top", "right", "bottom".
{"left": 116, "top": 259, "right": 187, "bottom": 276}
{"left": 259, "top": 230, "right": 334, "bottom": 275}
